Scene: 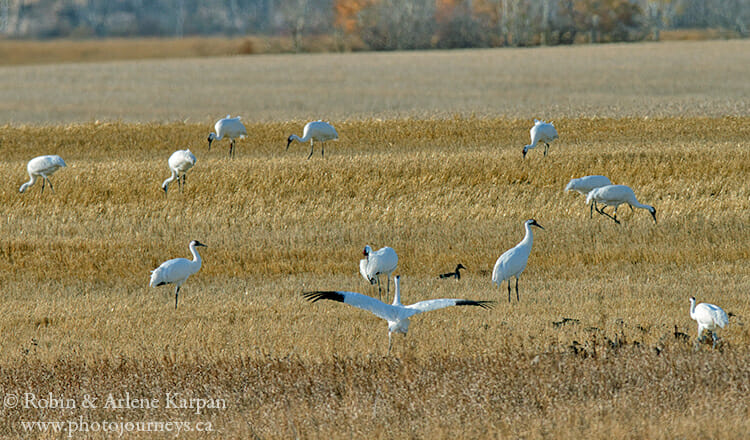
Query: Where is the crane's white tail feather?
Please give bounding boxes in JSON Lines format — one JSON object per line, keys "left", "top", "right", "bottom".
{"left": 585, "top": 189, "right": 596, "bottom": 205}
{"left": 149, "top": 268, "right": 165, "bottom": 287}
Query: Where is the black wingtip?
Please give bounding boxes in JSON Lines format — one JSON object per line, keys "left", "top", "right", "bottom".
{"left": 457, "top": 300, "right": 496, "bottom": 310}
{"left": 302, "top": 291, "right": 345, "bottom": 304}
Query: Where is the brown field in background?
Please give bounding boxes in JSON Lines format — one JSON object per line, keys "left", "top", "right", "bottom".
{"left": 0, "top": 29, "right": 739, "bottom": 66}
{"left": 0, "top": 35, "right": 359, "bottom": 66}
{"left": 0, "top": 117, "right": 748, "bottom": 438}
{"left": 1, "top": 39, "right": 749, "bottom": 124}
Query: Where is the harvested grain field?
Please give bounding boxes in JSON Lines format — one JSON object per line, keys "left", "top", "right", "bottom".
{"left": 0, "top": 40, "right": 749, "bottom": 439}
{"left": 0, "top": 40, "right": 748, "bottom": 124}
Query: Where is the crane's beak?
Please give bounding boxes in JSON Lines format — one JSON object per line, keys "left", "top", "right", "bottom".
{"left": 522, "top": 149, "right": 527, "bottom": 159}
{"left": 207, "top": 137, "right": 213, "bottom": 151}
{"left": 286, "top": 139, "right": 292, "bottom": 150}
{"left": 650, "top": 210, "right": 658, "bottom": 225}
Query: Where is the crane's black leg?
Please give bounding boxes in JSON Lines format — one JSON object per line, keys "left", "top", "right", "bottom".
{"left": 595, "top": 205, "right": 620, "bottom": 224}
{"left": 507, "top": 280, "right": 512, "bottom": 303}
{"left": 230, "top": 140, "right": 235, "bottom": 158}
{"left": 515, "top": 278, "right": 520, "bottom": 302}
{"left": 544, "top": 143, "right": 549, "bottom": 156}
{"left": 321, "top": 142, "right": 325, "bottom": 158}
{"left": 307, "top": 141, "right": 314, "bottom": 160}
{"left": 41, "top": 178, "right": 46, "bottom": 194}
{"left": 377, "top": 277, "right": 382, "bottom": 301}
{"left": 174, "top": 286, "right": 180, "bottom": 309}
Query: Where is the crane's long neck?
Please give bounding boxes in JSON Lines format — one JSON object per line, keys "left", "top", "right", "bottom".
{"left": 20, "top": 175, "right": 37, "bottom": 192}
{"left": 392, "top": 277, "right": 402, "bottom": 306}
{"left": 162, "top": 170, "right": 178, "bottom": 189}
{"left": 211, "top": 132, "right": 224, "bottom": 141}
{"left": 631, "top": 200, "right": 653, "bottom": 211}
{"left": 189, "top": 244, "right": 203, "bottom": 267}
{"left": 689, "top": 299, "right": 696, "bottom": 319}
{"left": 290, "top": 134, "right": 309, "bottom": 144}
{"left": 526, "top": 130, "right": 542, "bottom": 149}
{"left": 520, "top": 223, "right": 534, "bottom": 248}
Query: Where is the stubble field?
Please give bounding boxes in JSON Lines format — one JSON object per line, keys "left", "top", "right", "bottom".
{"left": 0, "top": 40, "right": 749, "bottom": 438}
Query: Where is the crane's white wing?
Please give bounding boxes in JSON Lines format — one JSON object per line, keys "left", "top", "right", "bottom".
{"left": 169, "top": 150, "right": 196, "bottom": 171}
{"left": 565, "top": 175, "right": 611, "bottom": 194}
{"left": 29, "top": 155, "right": 66, "bottom": 175}
{"left": 370, "top": 247, "right": 398, "bottom": 275}
{"left": 697, "top": 303, "right": 729, "bottom": 328}
{"left": 217, "top": 116, "right": 247, "bottom": 137}
{"left": 308, "top": 121, "right": 338, "bottom": 140}
{"left": 405, "top": 299, "right": 495, "bottom": 316}
{"left": 492, "top": 245, "right": 530, "bottom": 284}
{"left": 150, "top": 257, "right": 195, "bottom": 286}
{"left": 303, "top": 290, "right": 396, "bottom": 321}
{"left": 585, "top": 186, "right": 607, "bottom": 205}
{"left": 538, "top": 122, "right": 558, "bottom": 140}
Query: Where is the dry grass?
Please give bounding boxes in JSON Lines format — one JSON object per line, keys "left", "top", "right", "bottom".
{"left": 659, "top": 28, "right": 747, "bottom": 41}
{"left": 1, "top": 40, "right": 749, "bottom": 124}
{"left": 0, "top": 117, "right": 748, "bottom": 438}
{"left": 0, "top": 35, "right": 357, "bottom": 66}
{"left": 0, "top": 32, "right": 737, "bottom": 67}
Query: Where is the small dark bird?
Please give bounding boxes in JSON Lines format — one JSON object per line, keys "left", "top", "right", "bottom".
{"left": 439, "top": 264, "right": 466, "bottom": 280}
{"left": 552, "top": 317, "right": 580, "bottom": 328}
{"left": 673, "top": 325, "right": 690, "bottom": 342}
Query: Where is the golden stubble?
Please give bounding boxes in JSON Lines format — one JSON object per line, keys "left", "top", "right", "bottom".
{"left": 0, "top": 117, "right": 748, "bottom": 438}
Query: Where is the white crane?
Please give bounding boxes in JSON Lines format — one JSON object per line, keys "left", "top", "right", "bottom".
{"left": 303, "top": 275, "right": 495, "bottom": 354}
{"left": 439, "top": 264, "right": 466, "bottom": 280}
{"left": 359, "top": 245, "right": 398, "bottom": 301}
{"left": 565, "top": 175, "right": 612, "bottom": 212}
{"left": 208, "top": 115, "right": 247, "bottom": 158}
{"left": 19, "top": 155, "right": 67, "bottom": 194}
{"left": 585, "top": 184, "right": 657, "bottom": 225}
{"left": 149, "top": 240, "right": 207, "bottom": 309}
{"left": 522, "top": 119, "right": 558, "bottom": 159}
{"left": 564, "top": 175, "right": 612, "bottom": 197}
{"left": 286, "top": 120, "right": 338, "bottom": 159}
{"left": 689, "top": 297, "right": 729, "bottom": 348}
{"left": 161, "top": 149, "right": 196, "bottom": 195}
{"left": 492, "top": 219, "right": 544, "bottom": 302}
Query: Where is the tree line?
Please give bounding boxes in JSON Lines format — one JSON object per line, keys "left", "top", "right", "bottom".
{"left": 0, "top": 0, "right": 747, "bottom": 49}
